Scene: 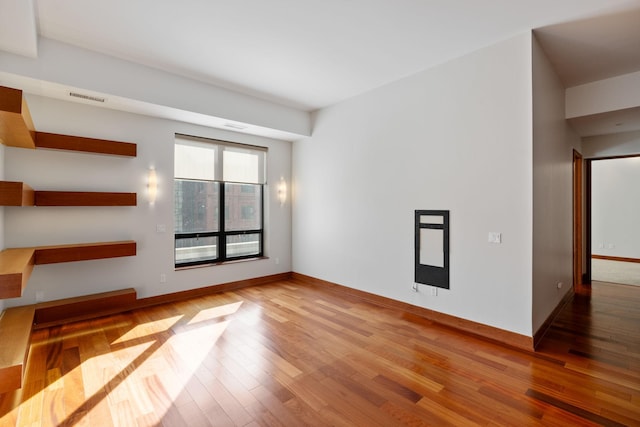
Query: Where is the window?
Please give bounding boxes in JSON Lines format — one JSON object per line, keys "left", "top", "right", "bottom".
{"left": 174, "top": 135, "right": 266, "bottom": 267}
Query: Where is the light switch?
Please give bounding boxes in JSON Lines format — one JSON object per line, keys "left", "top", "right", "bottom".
{"left": 488, "top": 232, "right": 502, "bottom": 244}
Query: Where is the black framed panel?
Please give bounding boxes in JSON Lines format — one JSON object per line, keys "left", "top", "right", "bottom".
{"left": 415, "top": 210, "right": 449, "bottom": 289}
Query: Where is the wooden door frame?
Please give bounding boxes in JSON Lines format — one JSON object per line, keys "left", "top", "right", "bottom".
{"left": 573, "top": 150, "right": 585, "bottom": 289}
{"left": 584, "top": 157, "right": 592, "bottom": 285}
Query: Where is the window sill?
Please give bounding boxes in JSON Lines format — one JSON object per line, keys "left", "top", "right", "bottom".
{"left": 175, "top": 256, "right": 269, "bottom": 271}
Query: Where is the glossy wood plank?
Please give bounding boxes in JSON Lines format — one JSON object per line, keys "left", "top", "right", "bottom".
{"left": 0, "top": 248, "right": 35, "bottom": 299}
{"left": 0, "top": 244, "right": 134, "bottom": 301}
{"left": 35, "top": 132, "right": 137, "bottom": 157}
{"left": 0, "top": 305, "right": 35, "bottom": 393}
{"left": 33, "top": 191, "right": 137, "bottom": 207}
{"left": 0, "top": 279, "right": 638, "bottom": 426}
{"left": 34, "top": 288, "right": 137, "bottom": 328}
{"left": 0, "top": 86, "right": 36, "bottom": 149}
{"left": 0, "top": 181, "right": 35, "bottom": 206}
{"left": 34, "top": 241, "right": 136, "bottom": 265}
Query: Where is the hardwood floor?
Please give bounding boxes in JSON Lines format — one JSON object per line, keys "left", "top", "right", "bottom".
{"left": 0, "top": 279, "right": 638, "bottom": 426}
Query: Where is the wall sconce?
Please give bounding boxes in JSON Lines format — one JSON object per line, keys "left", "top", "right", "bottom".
{"left": 147, "top": 168, "right": 158, "bottom": 204}
{"left": 277, "top": 176, "right": 287, "bottom": 206}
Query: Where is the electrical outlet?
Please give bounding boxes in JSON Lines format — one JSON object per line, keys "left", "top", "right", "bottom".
{"left": 488, "top": 232, "right": 502, "bottom": 244}
{"left": 431, "top": 287, "right": 438, "bottom": 296}
{"left": 35, "top": 291, "right": 45, "bottom": 302}
{"left": 557, "top": 282, "right": 563, "bottom": 290}
{"left": 160, "top": 273, "right": 167, "bottom": 283}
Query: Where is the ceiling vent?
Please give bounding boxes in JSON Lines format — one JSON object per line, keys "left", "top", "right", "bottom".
{"left": 223, "top": 122, "right": 248, "bottom": 130}
{"left": 69, "top": 91, "right": 106, "bottom": 103}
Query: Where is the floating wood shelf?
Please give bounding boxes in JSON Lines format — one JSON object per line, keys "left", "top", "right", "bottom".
{"left": 0, "top": 86, "right": 36, "bottom": 149}
{"left": 0, "top": 305, "right": 35, "bottom": 393}
{"left": 0, "top": 181, "right": 35, "bottom": 206}
{"left": 0, "top": 85, "right": 137, "bottom": 156}
{"left": 0, "top": 181, "right": 136, "bottom": 207}
{"left": 34, "top": 241, "right": 137, "bottom": 265}
{"left": 34, "top": 288, "right": 137, "bottom": 329}
{"left": 0, "top": 249, "right": 36, "bottom": 299}
{"left": 35, "top": 132, "right": 137, "bottom": 157}
{"left": 0, "top": 85, "right": 140, "bottom": 394}
{"left": 34, "top": 191, "right": 137, "bottom": 206}
{"left": 0, "top": 241, "right": 136, "bottom": 298}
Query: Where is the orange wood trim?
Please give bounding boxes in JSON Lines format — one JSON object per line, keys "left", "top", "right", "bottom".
{"left": 0, "top": 86, "right": 36, "bottom": 149}
{"left": 34, "top": 288, "right": 137, "bottom": 329}
{"left": 573, "top": 150, "right": 583, "bottom": 290}
{"left": 0, "top": 181, "right": 35, "bottom": 206}
{"left": 290, "top": 272, "right": 535, "bottom": 352}
{"left": 1, "top": 243, "right": 135, "bottom": 299}
{"left": 35, "top": 132, "right": 137, "bottom": 157}
{"left": 592, "top": 254, "right": 640, "bottom": 264}
{"left": 34, "top": 241, "right": 136, "bottom": 265}
{"left": 0, "top": 305, "right": 35, "bottom": 393}
{"left": 34, "top": 191, "right": 137, "bottom": 206}
{"left": 0, "top": 249, "right": 36, "bottom": 299}
{"left": 532, "top": 287, "right": 575, "bottom": 348}
{"left": 0, "top": 85, "right": 22, "bottom": 113}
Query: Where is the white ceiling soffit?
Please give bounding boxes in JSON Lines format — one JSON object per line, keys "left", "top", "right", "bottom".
{"left": 0, "top": 71, "right": 307, "bottom": 142}
{"left": 534, "top": 7, "right": 640, "bottom": 88}
{"left": 0, "top": 0, "right": 38, "bottom": 58}
{"left": 534, "top": 6, "right": 640, "bottom": 137}
{"left": 568, "top": 106, "right": 640, "bottom": 137}
{"left": 33, "top": 0, "right": 640, "bottom": 111}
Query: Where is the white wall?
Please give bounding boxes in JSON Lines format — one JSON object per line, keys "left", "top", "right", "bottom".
{"left": 591, "top": 157, "right": 640, "bottom": 258}
{"left": 583, "top": 130, "right": 640, "bottom": 158}
{"left": 583, "top": 131, "right": 640, "bottom": 259}
{"left": 531, "top": 36, "right": 580, "bottom": 334}
{"left": 566, "top": 71, "right": 640, "bottom": 119}
{"left": 3, "top": 95, "right": 292, "bottom": 307}
{"left": 293, "top": 33, "right": 534, "bottom": 336}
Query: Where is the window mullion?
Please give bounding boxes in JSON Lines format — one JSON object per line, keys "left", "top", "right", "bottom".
{"left": 219, "top": 181, "right": 227, "bottom": 261}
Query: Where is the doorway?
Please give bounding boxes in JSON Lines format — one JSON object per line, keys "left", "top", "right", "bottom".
{"left": 585, "top": 154, "right": 640, "bottom": 287}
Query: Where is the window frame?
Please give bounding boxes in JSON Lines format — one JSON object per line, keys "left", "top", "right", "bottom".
{"left": 174, "top": 135, "right": 266, "bottom": 268}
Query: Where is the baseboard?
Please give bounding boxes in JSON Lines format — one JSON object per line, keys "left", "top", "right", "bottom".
{"left": 290, "top": 272, "right": 535, "bottom": 352}
{"left": 30, "top": 271, "right": 542, "bottom": 352}
{"left": 592, "top": 254, "right": 640, "bottom": 264}
{"left": 134, "top": 272, "right": 292, "bottom": 309}
{"left": 532, "top": 287, "right": 575, "bottom": 349}
{"left": 32, "top": 272, "right": 292, "bottom": 329}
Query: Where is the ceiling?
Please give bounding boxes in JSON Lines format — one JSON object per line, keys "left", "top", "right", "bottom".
{"left": 2, "top": 0, "right": 640, "bottom": 136}
{"left": 534, "top": 6, "right": 640, "bottom": 136}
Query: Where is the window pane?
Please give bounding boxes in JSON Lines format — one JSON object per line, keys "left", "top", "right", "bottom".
{"left": 175, "top": 139, "right": 217, "bottom": 180}
{"left": 174, "top": 179, "right": 219, "bottom": 233}
{"left": 225, "top": 183, "right": 261, "bottom": 231}
{"left": 226, "top": 234, "right": 260, "bottom": 257}
{"left": 419, "top": 228, "right": 444, "bottom": 267}
{"left": 176, "top": 236, "right": 217, "bottom": 264}
{"left": 223, "top": 148, "right": 265, "bottom": 183}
